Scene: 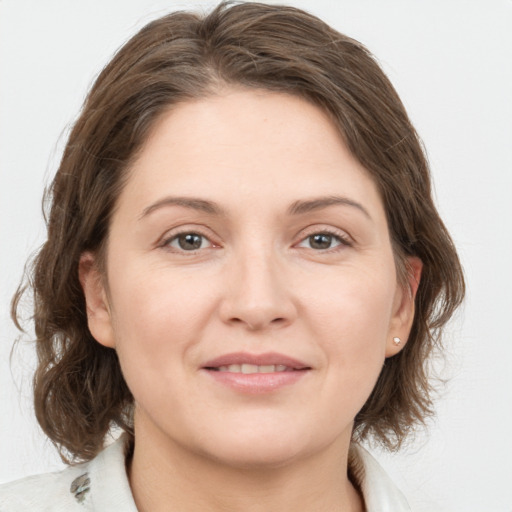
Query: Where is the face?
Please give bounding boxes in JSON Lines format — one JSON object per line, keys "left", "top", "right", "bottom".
{"left": 81, "top": 89, "right": 419, "bottom": 468}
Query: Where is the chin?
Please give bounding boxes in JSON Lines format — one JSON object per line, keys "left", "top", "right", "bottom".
{"left": 192, "top": 419, "right": 330, "bottom": 470}
{"left": 204, "top": 439, "right": 309, "bottom": 470}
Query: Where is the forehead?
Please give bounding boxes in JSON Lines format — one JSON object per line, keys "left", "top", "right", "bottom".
{"left": 119, "top": 89, "right": 384, "bottom": 220}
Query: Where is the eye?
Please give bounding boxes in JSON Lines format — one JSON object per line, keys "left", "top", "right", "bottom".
{"left": 165, "top": 232, "right": 213, "bottom": 251}
{"left": 297, "top": 232, "right": 350, "bottom": 250}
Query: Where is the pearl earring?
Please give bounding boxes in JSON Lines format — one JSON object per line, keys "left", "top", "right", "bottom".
{"left": 393, "top": 337, "right": 401, "bottom": 346}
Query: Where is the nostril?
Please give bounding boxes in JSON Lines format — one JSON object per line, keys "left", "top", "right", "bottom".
{"left": 229, "top": 316, "right": 288, "bottom": 331}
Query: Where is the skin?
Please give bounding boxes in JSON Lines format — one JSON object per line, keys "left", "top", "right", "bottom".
{"left": 80, "top": 89, "right": 421, "bottom": 512}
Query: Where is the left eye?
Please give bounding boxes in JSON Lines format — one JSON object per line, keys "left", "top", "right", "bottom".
{"left": 166, "top": 232, "right": 212, "bottom": 251}
{"left": 297, "top": 233, "right": 345, "bottom": 250}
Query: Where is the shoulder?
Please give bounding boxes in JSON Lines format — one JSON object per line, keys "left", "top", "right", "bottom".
{"left": 0, "top": 462, "right": 91, "bottom": 512}
{"left": 350, "top": 444, "right": 412, "bottom": 512}
{"left": 0, "top": 435, "right": 137, "bottom": 512}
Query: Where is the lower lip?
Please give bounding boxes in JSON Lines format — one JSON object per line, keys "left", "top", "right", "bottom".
{"left": 202, "top": 369, "right": 309, "bottom": 394}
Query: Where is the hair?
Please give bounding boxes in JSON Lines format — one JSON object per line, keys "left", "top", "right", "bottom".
{"left": 12, "top": 1, "right": 464, "bottom": 463}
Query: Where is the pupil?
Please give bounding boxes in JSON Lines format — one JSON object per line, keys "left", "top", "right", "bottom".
{"left": 310, "top": 234, "right": 332, "bottom": 249}
{"left": 178, "top": 233, "right": 202, "bottom": 250}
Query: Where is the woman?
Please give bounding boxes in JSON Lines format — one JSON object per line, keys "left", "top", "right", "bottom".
{"left": 1, "top": 2, "right": 464, "bottom": 511}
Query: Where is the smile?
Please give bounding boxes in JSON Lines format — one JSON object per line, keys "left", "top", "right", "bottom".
{"left": 213, "top": 364, "right": 295, "bottom": 373}
{"left": 202, "top": 352, "right": 310, "bottom": 371}
{"left": 201, "top": 352, "right": 311, "bottom": 393}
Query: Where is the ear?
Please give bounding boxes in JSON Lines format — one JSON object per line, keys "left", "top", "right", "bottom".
{"left": 78, "top": 252, "right": 116, "bottom": 348}
{"left": 386, "top": 256, "right": 423, "bottom": 357}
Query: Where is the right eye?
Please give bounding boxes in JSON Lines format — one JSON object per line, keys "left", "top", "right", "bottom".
{"left": 164, "top": 232, "right": 213, "bottom": 251}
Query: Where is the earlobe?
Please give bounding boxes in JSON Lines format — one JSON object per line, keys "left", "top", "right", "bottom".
{"left": 386, "top": 256, "right": 423, "bottom": 357}
{"left": 78, "top": 252, "right": 116, "bottom": 348}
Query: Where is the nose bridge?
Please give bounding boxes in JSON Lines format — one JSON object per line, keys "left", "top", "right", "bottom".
{"left": 221, "top": 240, "right": 296, "bottom": 330}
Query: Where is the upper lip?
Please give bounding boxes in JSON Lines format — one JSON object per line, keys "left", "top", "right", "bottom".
{"left": 202, "top": 352, "right": 311, "bottom": 370}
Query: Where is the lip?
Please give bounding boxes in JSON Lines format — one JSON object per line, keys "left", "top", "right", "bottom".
{"left": 200, "top": 352, "right": 311, "bottom": 394}
{"left": 202, "top": 352, "right": 310, "bottom": 370}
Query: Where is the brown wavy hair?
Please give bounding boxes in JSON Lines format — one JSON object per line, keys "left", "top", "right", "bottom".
{"left": 12, "top": 1, "right": 465, "bottom": 463}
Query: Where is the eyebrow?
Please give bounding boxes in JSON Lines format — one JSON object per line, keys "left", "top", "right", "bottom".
{"left": 139, "top": 197, "right": 226, "bottom": 220}
{"left": 287, "top": 195, "right": 371, "bottom": 219}
{"left": 139, "top": 194, "right": 371, "bottom": 220}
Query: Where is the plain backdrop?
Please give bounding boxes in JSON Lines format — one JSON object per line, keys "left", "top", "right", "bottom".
{"left": 1, "top": 1, "right": 511, "bottom": 510}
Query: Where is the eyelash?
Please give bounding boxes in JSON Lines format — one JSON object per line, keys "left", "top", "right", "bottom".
{"left": 296, "top": 228, "right": 353, "bottom": 251}
{"left": 159, "top": 230, "right": 217, "bottom": 253}
{"left": 159, "top": 226, "right": 353, "bottom": 255}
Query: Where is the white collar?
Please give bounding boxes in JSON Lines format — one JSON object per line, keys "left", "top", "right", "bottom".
{"left": 349, "top": 444, "right": 412, "bottom": 511}
{"left": 93, "top": 435, "right": 411, "bottom": 511}
{"left": 1, "top": 434, "right": 411, "bottom": 511}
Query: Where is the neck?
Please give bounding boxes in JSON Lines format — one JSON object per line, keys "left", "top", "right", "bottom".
{"left": 128, "top": 416, "right": 364, "bottom": 512}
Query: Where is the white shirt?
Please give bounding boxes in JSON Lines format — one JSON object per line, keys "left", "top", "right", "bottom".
{"left": 0, "top": 435, "right": 411, "bottom": 511}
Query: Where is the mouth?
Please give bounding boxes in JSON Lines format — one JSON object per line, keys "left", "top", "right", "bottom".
{"left": 202, "top": 352, "right": 311, "bottom": 373}
{"left": 208, "top": 364, "right": 302, "bottom": 374}
{"left": 201, "top": 352, "right": 311, "bottom": 393}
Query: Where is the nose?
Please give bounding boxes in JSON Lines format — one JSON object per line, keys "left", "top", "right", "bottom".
{"left": 219, "top": 247, "right": 298, "bottom": 331}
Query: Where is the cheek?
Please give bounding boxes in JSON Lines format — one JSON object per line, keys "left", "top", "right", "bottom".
{"left": 303, "top": 265, "right": 395, "bottom": 384}
{"left": 304, "top": 260, "right": 396, "bottom": 338}
{"left": 106, "top": 271, "right": 214, "bottom": 419}
{"left": 106, "top": 264, "right": 215, "bottom": 373}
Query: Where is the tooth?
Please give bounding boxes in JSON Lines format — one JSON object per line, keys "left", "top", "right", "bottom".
{"left": 213, "top": 364, "right": 293, "bottom": 373}
{"left": 241, "top": 364, "right": 259, "bottom": 374}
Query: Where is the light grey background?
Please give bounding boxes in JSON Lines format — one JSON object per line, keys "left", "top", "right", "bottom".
{"left": 1, "top": 1, "right": 511, "bottom": 510}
